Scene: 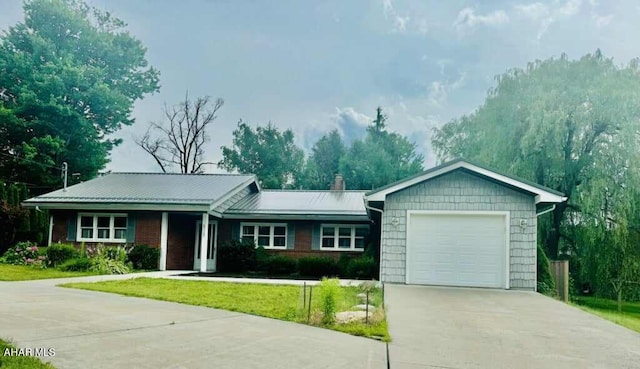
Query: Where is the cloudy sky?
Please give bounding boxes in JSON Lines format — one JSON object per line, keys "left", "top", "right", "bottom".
{"left": 0, "top": 0, "right": 636, "bottom": 172}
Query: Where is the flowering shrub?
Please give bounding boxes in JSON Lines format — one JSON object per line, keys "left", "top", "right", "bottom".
{"left": 0, "top": 241, "right": 47, "bottom": 267}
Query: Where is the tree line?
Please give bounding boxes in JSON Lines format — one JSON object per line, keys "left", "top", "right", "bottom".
{"left": 0, "top": 0, "right": 639, "bottom": 302}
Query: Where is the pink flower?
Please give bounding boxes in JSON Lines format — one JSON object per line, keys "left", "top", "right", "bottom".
{"left": 26, "top": 258, "right": 33, "bottom": 263}
{"left": 32, "top": 246, "right": 38, "bottom": 251}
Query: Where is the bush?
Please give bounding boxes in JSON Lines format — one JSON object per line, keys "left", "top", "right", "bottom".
{"left": 217, "top": 239, "right": 256, "bottom": 273}
{"left": 91, "top": 255, "right": 130, "bottom": 274}
{"left": 0, "top": 242, "right": 46, "bottom": 267}
{"left": 255, "top": 246, "right": 270, "bottom": 271}
{"left": 262, "top": 255, "right": 297, "bottom": 275}
{"left": 46, "top": 244, "right": 79, "bottom": 266}
{"left": 127, "top": 244, "right": 160, "bottom": 270}
{"left": 104, "top": 246, "right": 127, "bottom": 263}
{"left": 298, "top": 256, "right": 338, "bottom": 278}
{"left": 59, "top": 257, "right": 93, "bottom": 271}
{"left": 347, "top": 256, "right": 378, "bottom": 279}
{"left": 537, "top": 244, "right": 556, "bottom": 296}
{"left": 319, "top": 278, "right": 341, "bottom": 325}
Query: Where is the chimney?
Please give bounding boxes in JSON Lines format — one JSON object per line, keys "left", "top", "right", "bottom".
{"left": 330, "top": 174, "right": 345, "bottom": 191}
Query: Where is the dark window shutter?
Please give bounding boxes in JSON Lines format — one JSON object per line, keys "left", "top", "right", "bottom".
{"left": 126, "top": 213, "right": 136, "bottom": 243}
{"left": 67, "top": 213, "right": 77, "bottom": 241}
{"left": 311, "top": 223, "right": 320, "bottom": 250}
{"left": 286, "top": 223, "right": 295, "bottom": 250}
{"left": 231, "top": 222, "right": 240, "bottom": 241}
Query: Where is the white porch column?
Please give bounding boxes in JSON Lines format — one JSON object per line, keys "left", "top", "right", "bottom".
{"left": 159, "top": 212, "right": 168, "bottom": 271}
{"left": 199, "top": 213, "right": 209, "bottom": 272}
{"left": 47, "top": 215, "right": 53, "bottom": 246}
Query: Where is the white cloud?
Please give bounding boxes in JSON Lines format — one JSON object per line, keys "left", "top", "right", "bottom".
{"left": 515, "top": 0, "right": 584, "bottom": 41}
{"left": 558, "top": 0, "right": 582, "bottom": 16}
{"left": 514, "top": 2, "right": 550, "bottom": 20}
{"left": 453, "top": 7, "right": 509, "bottom": 32}
{"left": 381, "top": 0, "right": 427, "bottom": 35}
{"left": 427, "top": 81, "right": 448, "bottom": 106}
{"left": 427, "top": 71, "right": 467, "bottom": 108}
{"left": 593, "top": 13, "right": 613, "bottom": 27}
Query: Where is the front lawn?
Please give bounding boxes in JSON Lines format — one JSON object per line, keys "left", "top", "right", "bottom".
{"left": 573, "top": 296, "right": 640, "bottom": 333}
{"left": 0, "top": 265, "right": 98, "bottom": 281}
{"left": 0, "top": 339, "right": 56, "bottom": 369}
{"left": 62, "top": 278, "right": 389, "bottom": 341}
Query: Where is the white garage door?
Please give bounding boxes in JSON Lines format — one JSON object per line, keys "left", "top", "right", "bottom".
{"left": 406, "top": 212, "right": 508, "bottom": 288}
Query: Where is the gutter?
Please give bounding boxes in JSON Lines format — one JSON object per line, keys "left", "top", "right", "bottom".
{"left": 536, "top": 204, "right": 556, "bottom": 217}
{"left": 363, "top": 198, "right": 385, "bottom": 282}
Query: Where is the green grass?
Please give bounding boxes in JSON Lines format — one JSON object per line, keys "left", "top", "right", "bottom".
{"left": 62, "top": 278, "right": 390, "bottom": 341}
{"left": 0, "top": 265, "right": 98, "bottom": 281}
{"left": 0, "top": 339, "right": 56, "bottom": 369}
{"left": 573, "top": 296, "right": 640, "bottom": 333}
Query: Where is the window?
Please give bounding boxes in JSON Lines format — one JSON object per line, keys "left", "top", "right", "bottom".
{"left": 240, "top": 223, "right": 287, "bottom": 249}
{"left": 321, "top": 224, "right": 368, "bottom": 251}
{"left": 77, "top": 214, "right": 128, "bottom": 243}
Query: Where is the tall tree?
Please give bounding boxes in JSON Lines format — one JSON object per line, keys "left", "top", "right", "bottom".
{"left": 0, "top": 0, "right": 159, "bottom": 188}
{"left": 340, "top": 107, "right": 424, "bottom": 190}
{"left": 432, "top": 51, "right": 640, "bottom": 297}
{"left": 137, "top": 94, "right": 224, "bottom": 173}
{"left": 432, "top": 51, "right": 640, "bottom": 259}
{"left": 218, "top": 121, "right": 305, "bottom": 189}
{"left": 299, "top": 129, "right": 346, "bottom": 190}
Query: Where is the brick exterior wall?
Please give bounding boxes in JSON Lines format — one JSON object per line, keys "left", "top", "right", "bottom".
{"left": 216, "top": 219, "right": 368, "bottom": 260}
{"left": 50, "top": 209, "right": 369, "bottom": 270}
{"left": 380, "top": 169, "right": 537, "bottom": 290}
{"left": 51, "top": 210, "right": 73, "bottom": 244}
{"left": 134, "top": 212, "right": 162, "bottom": 247}
{"left": 293, "top": 222, "right": 312, "bottom": 251}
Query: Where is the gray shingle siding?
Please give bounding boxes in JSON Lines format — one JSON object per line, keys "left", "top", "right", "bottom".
{"left": 380, "top": 170, "right": 537, "bottom": 290}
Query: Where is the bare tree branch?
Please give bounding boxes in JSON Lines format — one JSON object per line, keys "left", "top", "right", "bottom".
{"left": 135, "top": 92, "right": 224, "bottom": 173}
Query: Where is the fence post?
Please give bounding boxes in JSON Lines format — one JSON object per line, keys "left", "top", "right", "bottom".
{"left": 549, "top": 260, "right": 569, "bottom": 302}
{"left": 365, "top": 290, "right": 369, "bottom": 325}
{"left": 307, "top": 285, "right": 313, "bottom": 323}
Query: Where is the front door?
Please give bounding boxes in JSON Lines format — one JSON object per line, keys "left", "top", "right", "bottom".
{"left": 193, "top": 221, "right": 217, "bottom": 271}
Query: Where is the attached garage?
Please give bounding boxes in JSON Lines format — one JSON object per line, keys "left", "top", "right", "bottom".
{"left": 406, "top": 212, "right": 508, "bottom": 288}
{"left": 364, "top": 159, "right": 567, "bottom": 291}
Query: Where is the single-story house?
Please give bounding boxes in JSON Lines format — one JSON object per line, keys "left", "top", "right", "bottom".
{"left": 23, "top": 159, "right": 566, "bottom": 290}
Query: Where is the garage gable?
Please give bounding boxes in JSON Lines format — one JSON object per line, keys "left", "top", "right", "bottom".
{"left": 365, "top": 158, "right": 566, "bottom": 204}
{"left": 378, "top": 169, "right": 539, "bottom": 290}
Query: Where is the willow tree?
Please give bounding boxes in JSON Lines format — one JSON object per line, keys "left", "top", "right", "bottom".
{"left": 432, "top": 51, "right": 640, "bottom": 297}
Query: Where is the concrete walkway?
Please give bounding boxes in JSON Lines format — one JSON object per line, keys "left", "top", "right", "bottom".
{"left": 385, "top": 285, "right": 640, "bottom": 369}
{"left": 0, "top": 274, "right": 386, "bottom": 369}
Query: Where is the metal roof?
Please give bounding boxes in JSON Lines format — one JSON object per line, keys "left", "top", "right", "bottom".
{"left": 226, "top": 190, "right": 367, "bottom": 215}
{"left": 23, "top": 173, "right": 256, "bottom": 205}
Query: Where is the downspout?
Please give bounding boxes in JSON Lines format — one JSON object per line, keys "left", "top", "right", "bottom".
{"left": 536, "top": 204, "right": 556, "bottom": 217}
{"left": 364, "top": 199, "right": 384, "bottom": 283}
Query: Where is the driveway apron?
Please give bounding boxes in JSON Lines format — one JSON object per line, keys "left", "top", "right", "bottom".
{"left": 385, "top": 284, "right": 640, "bottom": 369}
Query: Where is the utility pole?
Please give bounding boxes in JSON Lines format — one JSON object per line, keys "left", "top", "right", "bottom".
{"left": 62, "top": 162, "right": 68, "bottom": 192}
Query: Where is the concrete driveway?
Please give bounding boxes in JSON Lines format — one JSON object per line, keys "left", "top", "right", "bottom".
{"left": 0, "top": 277, "right": 386, "bottom": 369}
{"left": 385, "top": 285, "right": 640, "bottom": 369}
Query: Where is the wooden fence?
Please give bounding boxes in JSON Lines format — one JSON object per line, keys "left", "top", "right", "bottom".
{"left": 549, "top": 260, "right": 569, "bottom": 302}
